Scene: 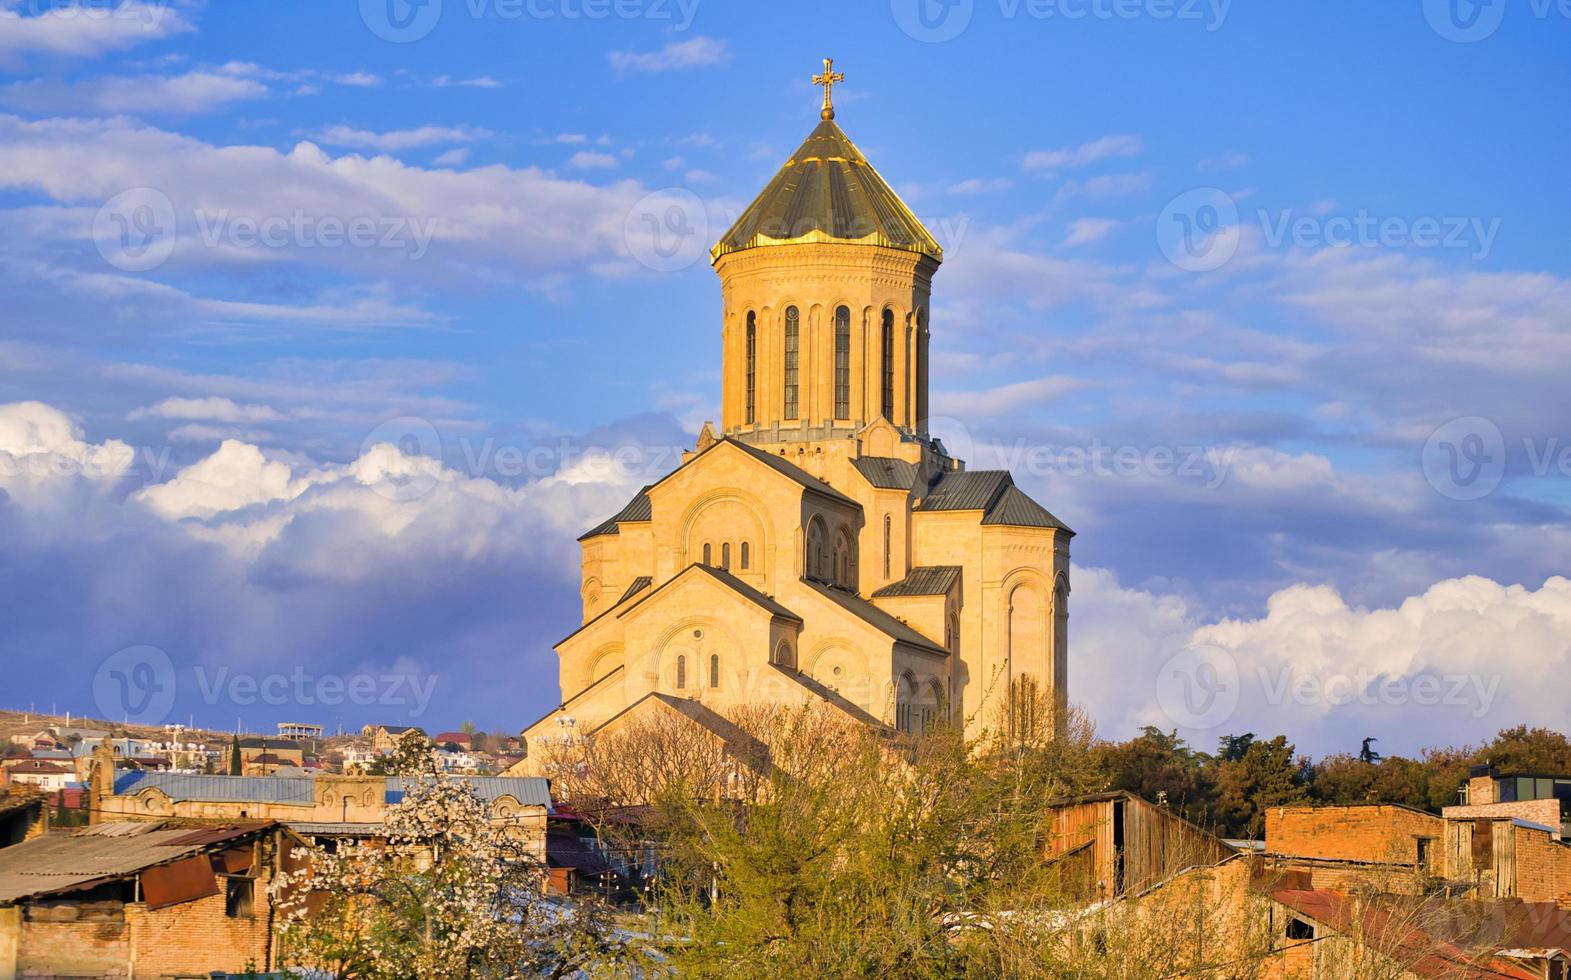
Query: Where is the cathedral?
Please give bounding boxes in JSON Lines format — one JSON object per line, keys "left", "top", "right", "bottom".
{"left": 519, "top": 63, "right": 1071, "bottom": 762}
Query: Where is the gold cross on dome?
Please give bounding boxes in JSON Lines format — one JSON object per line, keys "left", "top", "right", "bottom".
{"left": 813, "top": 57, "right": 845, "bottom": 120}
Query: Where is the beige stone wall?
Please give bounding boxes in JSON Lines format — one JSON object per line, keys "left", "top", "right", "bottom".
{"left": 714, "top": 243, "right": 936, "bottom": 436}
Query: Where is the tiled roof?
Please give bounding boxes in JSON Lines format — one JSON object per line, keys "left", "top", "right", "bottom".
{"left": 801, "top": 579, "right": 948, "bottom": 656}
{"left": 577, "top": 486, "right": 654, "bottom": 541}
{"left": 851, "top": 455, "right": 919, "bottom": 490}
{"left": 618, "top": 576, "right": 653, "bottom": 604}
{"left": 871, "top": 566, "right": 962, "bottom": 598}
{"left": 114, "top": 772, "right": 317, "bottom": 806}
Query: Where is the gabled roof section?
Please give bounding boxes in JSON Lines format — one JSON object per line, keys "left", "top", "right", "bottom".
{"left": 720, "top": 438, "right": 858, "bottom": 507}
{"left": 800, "top": 579, "right": 948, "bottom": 656}
{"left": 711, "top": 118, "right": 942, "bottom": 263}
{"left": 872, "top": 566, "right": 962, "bottom": 598}
{"left": 577, "top": 485, "right": 654, "bottom": 542}
{"left": 852, "top": 455, "right": 920, "bottom": 490}
{"left": 618, "top": 576, "right": 654, "bottom": 604}
{"left": 621, "top": 564, "right": 803, "bottom": 624}
{"left": 915, "top": 470, "right": 1074, "bottom": 535}
{"left": 982, "top": 485, "right": 1074, "bottom": 534}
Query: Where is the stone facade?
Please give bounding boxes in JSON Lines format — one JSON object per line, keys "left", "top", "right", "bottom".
{"left": 519, "top": 108, "right": 1072, "bottom": 762}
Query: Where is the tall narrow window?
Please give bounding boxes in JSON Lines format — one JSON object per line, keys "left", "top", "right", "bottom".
{"left": 745, "top": 311, "right": 757, "bottom": 425}
{"left": 702, "top": 543, "right": 711, "bottom": 566}
{"left": 883, "top": 514, "right": 892, "bottom": 578}
{"left": 880, "top": 309, "right": 895, "bottom": 421}
{"left": 783, "top": 306, "right": 800, "bottom": 421}
{"left": 834, "top": 306, "right": 851, "bottom": 419}
{"left": 721, "top": 542, "right": 731, "bottom": 570}
{"left": 676, "top": 655, "right": 686, "bottom": 690}
{"left": 740, "top": 541, "right": 750, "bottom": 570}
{"left": 709, "top": 654, "right": 720, "bottom": 688}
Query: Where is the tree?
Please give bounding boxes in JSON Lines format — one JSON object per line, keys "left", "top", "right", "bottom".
{"left": 1095, "top": 727, "right": 1214, "bottom": 825}
{"left": 274, "top": 737, "right": 627, "bottom": 979}
{"left": 228, "top": 735, "right": 242, "bottom": 776}
{"left": 1213, "top": 735, "right": 1308, "bottom": 838}
{"left": 363, "top": 729, "right": 438, "bottom": 776}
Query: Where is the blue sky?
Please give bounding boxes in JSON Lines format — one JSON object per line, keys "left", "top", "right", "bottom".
{"left": 0, "top": 0, "right": 1567, "bottom": 756}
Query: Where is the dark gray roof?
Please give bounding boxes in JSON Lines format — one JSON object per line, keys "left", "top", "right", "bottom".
{"left": 380, "top": 725, "right": 426, "bottom": 736}
{"left": 618, "top": 576, "right": 653, "bottom": 603}
{"left": 915, "top": 470, "right": 1075, "bottom": 535}
{"left": 722, "top": 439, "right": 858, "bottom": 507}
{"left": 916, "top": 469, "right": 1012, "bottom": 511}
{"left": 852, "top": 455, "right": 919, "bottom": 490}
{"left": 114, "top": 772, "right": 316, "bottom": 806}
{"left": 871, "top": 566, "right": 962, "bottom": 598}
{"left": 982, "top": 485, "right": 1074, "bottom": 533}
{"left": 801, "top": 580, "right": 948, "bottom": 656}
{"left": 577, "top": 486, "right": 654, "bottom": 541}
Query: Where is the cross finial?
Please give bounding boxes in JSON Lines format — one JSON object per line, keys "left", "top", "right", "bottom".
{"left": 812, "top": 57, "right": 845, "bottom": 121}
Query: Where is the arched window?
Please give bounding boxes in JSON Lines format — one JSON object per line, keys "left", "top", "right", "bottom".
{"left": 773, "top": 641, "right": 794, "bottom": 670}
{"left": 709, "top": 653, "right": 720, "bottom": 688}
{"left": 740, "top": 541, "right": 750, "bottom": 570}
{"left": 883, "top": 514, "right": 892, "bottom": 578}
{"left": 721, "top": 542, "right": 731, "bottom": 570}
{"left": 702, "top": 543, "right": 711, "bottom": 566}
{"left": 676, "top": 655, "right": 687, "bottom": 690}
{"left": 783, "top": 306, "right": 800, "bottom": 421}
{"left": 806, "top": 518, "right": 826, "bottom": 580}
{"left": 745, "top": 311, "right": 757, "bottom": 425}
{"left": 834, "top": 305, "right": 850, "bottom": 419}
{"left": 880, "top": 308, "right": 895, "bottom": 421}
{"left": 946, "top": 612, "right": 959, "bottom": 653}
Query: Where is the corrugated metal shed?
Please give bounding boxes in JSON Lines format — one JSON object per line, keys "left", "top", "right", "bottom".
{"left": 0, "top": 822, "right": 274, "bottom": 904}
{"left": 871, "top": 566, "right": 962, "bottom": 598}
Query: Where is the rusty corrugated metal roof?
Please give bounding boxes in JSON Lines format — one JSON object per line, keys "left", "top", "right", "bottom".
{"left": 0, "top": 822, "right": 275, "bottom": 904}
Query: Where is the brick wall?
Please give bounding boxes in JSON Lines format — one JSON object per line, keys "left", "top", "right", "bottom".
{"left": 126, "top": 887, "right": 273, "bottom": 977}
{"left": 1265, "top": 805, "right": 1444, "bottom": 865}
{"left": 1443, "top": 799, "right": 1562, "bottom": 835}
{"left": 1513, "top": 822, "right": 1571, "bottom": 904}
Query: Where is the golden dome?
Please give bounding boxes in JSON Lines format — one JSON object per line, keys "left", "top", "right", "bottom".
{"left": 710, "top": 117, "right": 943, "bottom": 264}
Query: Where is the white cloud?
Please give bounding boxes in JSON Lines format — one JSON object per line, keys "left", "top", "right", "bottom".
{"left": 432, "top": 147, "right": 470, "bottom": 168}
{"left": 567, "top": 151, "right": 618, "bottom": 169}
{"left": 129, "top": 396, "right": 286, "bottom": 424}
{"left": 1024, "top": 135, "right": 1143, "bottom": 172}
{"left": 947, "top": 177, "right": 1013, "bottom": 196}
{"left": 0, "top": 1, "right": 193, "bottom": 63}
{"left": 309, "top": 124, "right": 493, "bottom": 151}
{"left": 932, "top": 375, "right": 1088, "bottom": 419}
{"left": 331, "top": 72, "right": 381, "bottom": 88}
{"left": 1075, "top": 565, "right": 1571, "bottom": 753}
{"left": 135, "top": 438, "right": 306, "bottom": 520}
{"left": 0, "top": 401, "right": 134, "bottom": 502}
{"left": 1061, "top": 217, "right": 1120, "bottom": 247}
{"left": 0, "top": 70, "right": 267, "bottom": 115}
{"left": 431, "top": 75, "right": 503, "bottom": 89}
{"left": 609, "top": 37, "right": 730, "bottom": 73}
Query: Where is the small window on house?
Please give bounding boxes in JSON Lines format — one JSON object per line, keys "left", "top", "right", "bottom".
{"left": 709, "top": 654, "right": 720, "bottom": 688}
{"left": 740, "top": 541, "right": 750, "bottom": 570}
{"left": 702, "top": 543, "right": 712, "bottom": 566}
{"left": 1286, "top": 917, "right": 1314, "bottom": 941}
{"left": 721, "top": 542, "right": 731, "bottom": 570}
{"left": 676, "top": 655, "right": 687, "bottom": 690}
{"left": 1416, "top": 836, "right": 1434, "bottom": 870}
{"left": 225, "top": 876, "right": 255, "bottom": 918}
